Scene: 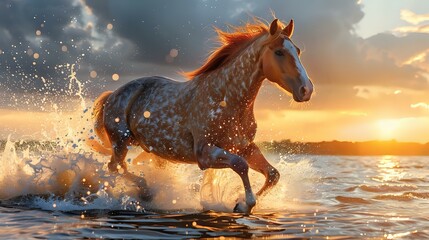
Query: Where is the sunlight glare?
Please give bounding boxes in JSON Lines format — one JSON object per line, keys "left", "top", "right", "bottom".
{"left": 375, "top": 156, "right": 404, "bottom": 182}
{"left": 377, "top": 119, "right": 400, "bottom": 140}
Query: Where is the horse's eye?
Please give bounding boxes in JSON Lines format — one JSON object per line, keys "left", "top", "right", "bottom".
{"left": 274, "top": 50, "right": 284, "bottom": 56}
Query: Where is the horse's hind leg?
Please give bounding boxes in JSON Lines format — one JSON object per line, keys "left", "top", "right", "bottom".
{"left": 108, "top": 138, "right": 130, "bottom": 173}
{"left": 108, "top": 138, "right": 152, "bottom": 200}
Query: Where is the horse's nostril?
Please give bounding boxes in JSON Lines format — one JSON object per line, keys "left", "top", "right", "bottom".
{"left": 300, "top": 86, "right": 307, "bottom": 96}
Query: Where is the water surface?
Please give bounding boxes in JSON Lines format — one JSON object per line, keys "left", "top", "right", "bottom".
{"left": 0, "top": 151, "right": 428, "bottom": 239}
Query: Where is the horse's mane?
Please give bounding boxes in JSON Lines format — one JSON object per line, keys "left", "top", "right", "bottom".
{"left": 183, "top": 19, "right": 279, "bottom": 79}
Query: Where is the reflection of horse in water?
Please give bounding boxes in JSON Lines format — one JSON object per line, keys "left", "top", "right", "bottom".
{"left": 90, "top": 18, "right": 313, "bottom": 214}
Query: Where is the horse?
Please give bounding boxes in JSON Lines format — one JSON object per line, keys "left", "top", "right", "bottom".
{"left": 90, "top": 18, "right": 314, "bottom": 214}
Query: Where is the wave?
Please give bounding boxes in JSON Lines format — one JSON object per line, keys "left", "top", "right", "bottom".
{"left": 335, "top": 196, "right": 372, "bottom": 204}
{"left": 399, "top": 178, "right": 428, "bottom": 183}
{"left": 347, "top": 184, "right": 418, "bottom": 193}
{"left": 374, "top": 192, "right": 429, "bottom": 201}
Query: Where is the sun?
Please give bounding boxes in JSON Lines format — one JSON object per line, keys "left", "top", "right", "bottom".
{"left": 377, "top": 119, "right": 400, "bottom": 140}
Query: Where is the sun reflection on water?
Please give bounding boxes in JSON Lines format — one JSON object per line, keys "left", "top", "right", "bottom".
{"left": 374, "top": 156, "right": 405, "bottom": 182}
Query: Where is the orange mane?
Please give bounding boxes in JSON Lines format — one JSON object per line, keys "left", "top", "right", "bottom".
{"left": 184, "top": 19, "right": 283, "bottom": 79}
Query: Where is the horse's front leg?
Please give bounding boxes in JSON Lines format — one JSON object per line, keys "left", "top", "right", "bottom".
{"left": 195, "top": 142, "right": 256, "bottom": 214}
{"left": 242, "top": 143, "right": 280, "bottom": 196}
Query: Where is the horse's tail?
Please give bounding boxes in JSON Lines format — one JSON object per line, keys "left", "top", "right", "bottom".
{"left": 87, "top": 91, "right": 113, "bottom": 155}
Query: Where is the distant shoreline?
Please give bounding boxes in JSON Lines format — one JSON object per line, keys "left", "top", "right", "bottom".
{"left": 1, "top": 139, "right": 429, "bottom": 156}
{"left": 258, "top": 139, "right": 429, "bottom": 156}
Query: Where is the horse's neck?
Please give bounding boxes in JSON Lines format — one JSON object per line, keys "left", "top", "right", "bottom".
{"left": 199, "top": 41, "right": 264, "bottom": 108}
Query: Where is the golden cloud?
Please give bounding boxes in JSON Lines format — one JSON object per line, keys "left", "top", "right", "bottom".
{"left": 410, "top": 102, "right": 429, "bottom": 110}
{"left": 400, "top": 9, "right": 429, "bottom": 25}
{"left": 394, "top": 24, "right": 429, "bottom": 34}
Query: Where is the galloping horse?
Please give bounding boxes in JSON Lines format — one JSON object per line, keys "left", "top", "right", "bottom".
{"left": 91, "top": 18, "right": 313, "bottom": 214}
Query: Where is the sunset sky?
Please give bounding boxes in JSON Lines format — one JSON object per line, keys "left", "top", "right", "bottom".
{"left": 0, "top": 0, "right": 429, "bottom": 143}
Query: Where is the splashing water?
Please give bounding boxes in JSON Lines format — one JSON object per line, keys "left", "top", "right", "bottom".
{"left": 0, "top": 60, "right": 318, "bottom": 214}
{"left": 0, "top": 134, "right": 317, "bottom": 213}
{"left": 200, "top": 155, "right": 318, "bottom": 212}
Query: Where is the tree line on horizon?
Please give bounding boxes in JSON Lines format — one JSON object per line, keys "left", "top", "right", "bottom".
{"left": 258, "top": 139, "right": 429, "bottom": 156}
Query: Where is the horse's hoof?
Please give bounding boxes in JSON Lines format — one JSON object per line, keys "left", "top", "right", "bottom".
{"left": 233, "top": 201, "right": 252, "bottom": 214}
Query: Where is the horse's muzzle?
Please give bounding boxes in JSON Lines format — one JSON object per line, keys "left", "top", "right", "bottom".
{"left": 293, "top": 79, "right": 313, "bottom": 102}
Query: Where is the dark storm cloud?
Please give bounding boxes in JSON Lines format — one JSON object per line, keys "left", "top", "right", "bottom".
{"left": 84, "top": 0, "right": 255, "bottom": 66}
{"left": 0, "top": 0, "right": 81, "bottom": 40}
{"left": 83, "top": 0, "right": 364, "bottom": 67}
{"left": 0, "top": 0, "right": 130, "bottom": 106}
{"left": 0, "top": 0, "right": 87, "bottom": 92}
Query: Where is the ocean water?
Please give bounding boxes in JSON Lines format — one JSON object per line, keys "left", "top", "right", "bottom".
{"left": 0, "top": 139, "right": 428, "bottom": 239}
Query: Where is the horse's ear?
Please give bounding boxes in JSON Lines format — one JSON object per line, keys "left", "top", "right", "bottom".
{"left": 269, "top": 19, "right": 279, "bottom": 35}
{"left": 282, "top": 19, "right": 294, "bottom": 37}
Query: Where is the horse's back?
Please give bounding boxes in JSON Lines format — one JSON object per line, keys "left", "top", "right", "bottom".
{"left": 103, "top": 76, "right": 196, "bottom": 163}
{"left": 104, "top": 76, "right": 179, "bottom": 119}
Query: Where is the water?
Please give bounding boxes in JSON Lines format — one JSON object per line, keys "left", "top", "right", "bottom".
{"left": 1, "top": 141, "right": 428, "bottom": 239}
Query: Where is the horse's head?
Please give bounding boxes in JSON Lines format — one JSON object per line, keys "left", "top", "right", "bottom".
{"left": 261, "top": 19, "right": 313, "bottom": 102}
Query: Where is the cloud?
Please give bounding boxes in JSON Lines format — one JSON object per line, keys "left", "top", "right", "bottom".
{"left": 0, "top": 0, "right": 139, "bottom": 106}
{"left": 82, "top": 0, "right": 365, "bottom": 69}
{"left": 400, "top": 9, "right": 429, "bottom": 25}
{"left": 410, "top": 102, "right": 429, "bottom": 110}
{"left": 395, "top": 10, "right": 429, "bottom": 34}
{"left": 394, "top": 24, "right": 429, "bottom": 34}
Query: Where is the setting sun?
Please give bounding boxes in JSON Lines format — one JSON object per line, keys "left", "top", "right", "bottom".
{"left": 377, "top": 119, "right": 401, "bottom": 140}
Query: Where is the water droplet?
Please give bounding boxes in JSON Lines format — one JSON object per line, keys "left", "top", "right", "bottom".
{"left": 112, "top": 73, "right": 119, "bottom": 81}
{"left": 107, "top": 23, "right": 113, "bottom": 30}
{"left": 104, "top": 181, "right": 109, "bottom": 187}
{"left": 170, "top": 48, "right": 179, "bottom": 58}
{"left": 82, "top": 178, "right": 86, "bottom": 182}
{"left": 81, "top": 214, "right": 85, "bottom": 219}
{"left": 87, "top": 191, "right": 91, "bottom": 195}
{"left": 115, "top": 117, "right": 120, "bottom": 123}
{"left": 53, "top": 203, "right": 57, "bottom": 208}
{"left": 144, "top": 111, "right": 151, "bottom": 118}
{"left": 90, "top": 70, "right": 97, "bottom": 78}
